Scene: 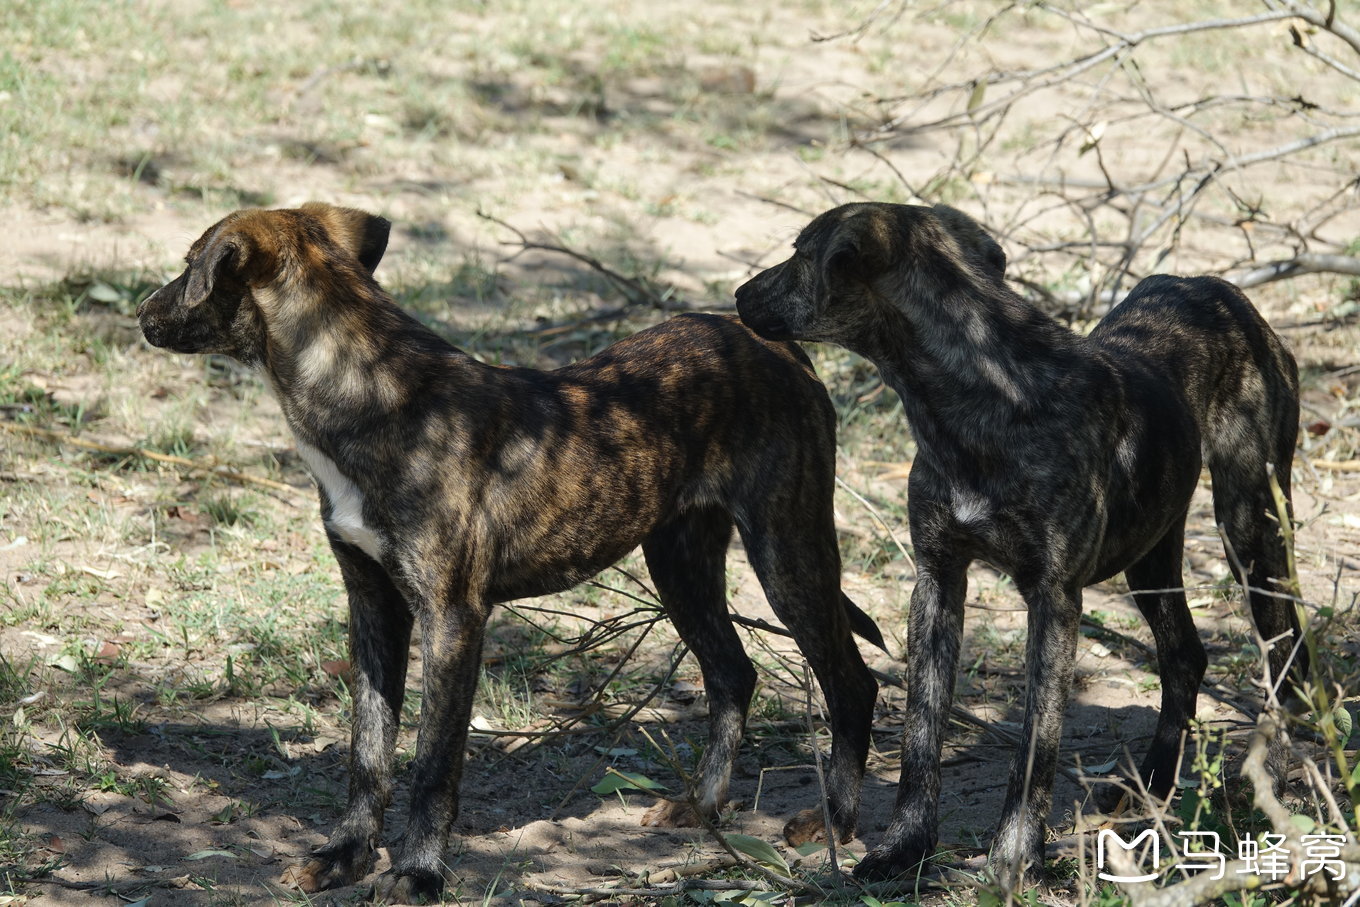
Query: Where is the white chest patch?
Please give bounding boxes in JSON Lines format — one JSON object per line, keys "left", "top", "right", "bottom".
{"left": 295, "top": 440, "right": 384, "bottom": 561}
{"left": 951, "top": 489, "right": 991, "bottom": 525}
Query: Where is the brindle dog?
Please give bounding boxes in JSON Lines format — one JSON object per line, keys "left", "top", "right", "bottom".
{"left": 735, "top": 202, "right": 1304, "bottom": 885}
{"left": 137, "top": 203, "right": 882, "bottom": 902}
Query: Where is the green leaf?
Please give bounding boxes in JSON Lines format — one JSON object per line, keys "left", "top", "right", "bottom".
{"left": 793, "top": 841, "right": 827, "bottom": 856}
{"left": 966, "top": 80, "right": 986, "bottom": 113}
{"left": 1078, "top": 121, "right": 1106, "bottom": 156}
{"left": 978, "top": 890, "right": 1004, "bottom": 907}
{"left": 1289, "top": 813, "right": 1316, "bottom": 834}
{"left": 86, "top": 282, "right": 125, "bottom": 304}
{"left": 723, "top": 833, "right": 790, "bottom": 876}
{"left": 47, "top": 653, "right": 80, "bottom": 673}
{"left": 590, "top": 769, "right": 667, "bottom": 795}
{"left": 1334, "top": 705, "right": 1353, "bottom": 746}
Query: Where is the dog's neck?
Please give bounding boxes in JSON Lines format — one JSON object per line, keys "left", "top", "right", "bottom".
{"left": 853, "top": 281, "right": 1091, "bottom": 467}
{"left": 254, "top": 281, "right": 460, "bottom": 439}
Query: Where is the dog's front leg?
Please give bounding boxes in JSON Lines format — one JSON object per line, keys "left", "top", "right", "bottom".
{"left": 373, "top": 589, "right": 490, "bottom": 904}
{"left": 855, "top": 556, "right": 968, "bottom": 881}
{"left": 290, "top": 542, "right": 414, "bottom": 892}
{"left": 987, "top": 581, "right": 1082, "bottom": 888}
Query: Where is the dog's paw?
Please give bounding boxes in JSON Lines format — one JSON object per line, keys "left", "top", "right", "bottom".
{"left": 640, "top": 798, "right": 704, "bottom": 828}
{"left": 371, "top": 868, "right": 445, "bottom": 905}
{"left": 852, "top": 843, "right": 931, "bottom": 882}
{"left": 782, "top": 807, "right": 854, "bottom": 846}
{"left": 279, "top": 856, "right": 359, "bottom": 893}
{"left": 279, "top": 840, "right": 375, "bottom": 893}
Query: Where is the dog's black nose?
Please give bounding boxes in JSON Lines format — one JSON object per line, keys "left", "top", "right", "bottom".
{"left": 135, "top": 286, "right": 163, "bottom": 320}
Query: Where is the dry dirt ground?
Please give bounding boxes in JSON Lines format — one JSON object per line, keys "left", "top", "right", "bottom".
{"left": 1, "top": 1, "right": 1358, "bottom": 905}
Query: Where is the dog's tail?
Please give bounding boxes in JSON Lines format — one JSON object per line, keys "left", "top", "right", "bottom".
{"left": 842, "top": 593, "right": 887, "bottom": 651}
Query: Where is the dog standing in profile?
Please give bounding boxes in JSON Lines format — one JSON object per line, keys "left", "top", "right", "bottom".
{"left": 137, "top": 203, "right": 882, "bottom": 902}
{"left": 735, "top": 201, "right": 1304, "bottom": 885}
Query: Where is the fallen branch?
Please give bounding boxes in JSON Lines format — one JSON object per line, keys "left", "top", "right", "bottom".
{"left": 1, "top": 420, "right": 303, "bottom": 498}
{"left": 525, "top": 877, "right": 773, "bottom": 899}
{"left": 1228, "top": 253, "right": 1360, "bottom": 289}
{"left": 1311, "top": 458, "right": 1360, "bottom": 473}
{"left": 478, "top": 210, "right": 693, "bottom": 314}
{"left": 1011, "top": 249, "right": 1360, "bottom": 314}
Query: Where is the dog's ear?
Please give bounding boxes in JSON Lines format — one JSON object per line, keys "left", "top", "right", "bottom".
{"left": 183, "top": 236, "right": 236, "bottom": 306}
{"left": 931, "top": 204, "right": 1006, "bottom": 279}
{"left": 301, "top": 202, "right": 391, "bottom": 274}
{"left": 182, "top": 221, "right": 269, "bottom": 304}
{"left": 822, "top": 206, "right": 901, "bottom": 284}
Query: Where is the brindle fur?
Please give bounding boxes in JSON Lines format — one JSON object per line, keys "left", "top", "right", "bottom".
{"left": 735, "top": 202, "right": 1304, "bottom": 886}
{"left": 138, "top": 203, "right": 881, "bottom": 902}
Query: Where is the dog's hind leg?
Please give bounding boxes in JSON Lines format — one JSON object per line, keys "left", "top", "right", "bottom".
{"left": 1207, "top": 411, "right": 1305, "bottom": 786}
{"left": 289, "top": 543, "right": 413, "bottom": 893}
{"left": 737, "top": 513, "right": 877, "bottom": 846}
{"left": 1097, "top": 519, "right": 1206, "bottom": 810}
{"left": 640, "top": 505, "right": 756, "bottom": 828}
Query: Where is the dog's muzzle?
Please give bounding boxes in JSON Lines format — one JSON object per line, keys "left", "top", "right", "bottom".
{"left": 734, "top": 282, "right": 793, "bottom": 341}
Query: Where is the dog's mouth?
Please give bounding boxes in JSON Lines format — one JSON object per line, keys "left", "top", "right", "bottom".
{"left": 735, "top": 300, "right": 795, "bottom": 341}
{"left": 139, "top": 318, "right": 216, "bottom": 355}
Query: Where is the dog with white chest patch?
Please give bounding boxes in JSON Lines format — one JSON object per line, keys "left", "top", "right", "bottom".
{"left": 735, "top": 202, "right": 1305, "bottom": 886}
{"left": 137, "top": 203, "right": 883, "bottom": 902}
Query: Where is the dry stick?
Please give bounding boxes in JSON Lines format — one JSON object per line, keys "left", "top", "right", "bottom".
{"left": 801, "top": 662, "right": 840, "bottom": 873}
{"left": 634, "top": 725, "right": 817, "bottom": 896}
{"left": 1312, "top": 459, "right": 1360, "bottom": 473}
{"left": 1278, "top": 0, "right": 1360, "bottom": 56}
{"left": 834, "top": 475, "right": 916, "bottom": 572}
{"left": 549, "top": 640, "right": 688, "bottom": 816}
{"left": 1301, "top": 754, "right": 1351, "bottom": 830}
{"left": 500, "top": 605, "right": 656, "bottom": 658}
{"left": 1, "top": 420, "right": 302, "bottom": 498}
{"left": 477, "top": 210, "right": 688, "bottom": 314}
{"left": 477, "top": 615, "right": 666, "bottom": 775}
{"left": 869, "top": 9, "right": 1303, "bottom": 136}
{"left": 864, "top": 6, "right": 1360, "bottom": 298}
{"left": 726, "top": 610, "right": 1026, "bottom": 750}
{"left": 482, "top": 577, "right": 670, "bottom": 766}
{"left": 525, "top": 877, "right": 772, "bottom": 899}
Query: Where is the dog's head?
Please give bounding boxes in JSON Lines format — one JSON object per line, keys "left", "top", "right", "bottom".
{"left": 734, "top": 202, "right": 1006, "bottom": 346}
{"left": 137, "top": 202, "right": 391, "bottom": 364}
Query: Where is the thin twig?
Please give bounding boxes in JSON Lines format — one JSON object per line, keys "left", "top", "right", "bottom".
{"left": 1, "top": 420, "right": 303, "bottom": 498}
{"left": 478, "top": 210, "right": 691, "bottom": 313}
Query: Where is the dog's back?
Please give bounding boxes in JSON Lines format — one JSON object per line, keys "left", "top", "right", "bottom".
{"left": 1091, "top": 275, "right": 1298, "bottom": 435}
{"left": 1091, "top": 276, "right": 1299, "bottom": 524}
